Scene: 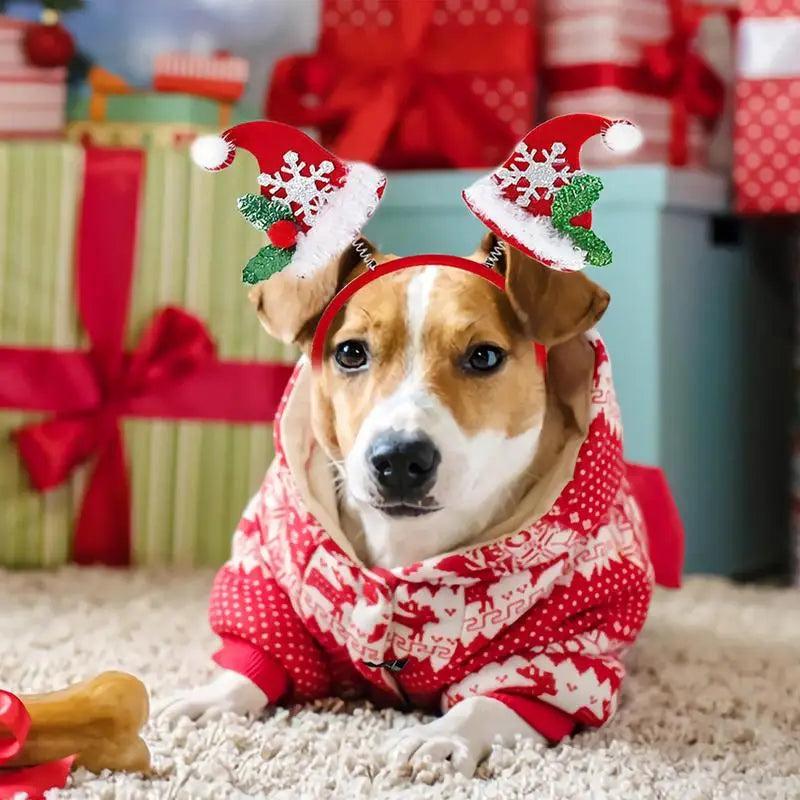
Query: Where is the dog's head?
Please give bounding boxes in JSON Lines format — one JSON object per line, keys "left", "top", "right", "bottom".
{"left": 250, "top": 234, "right": 609, "bottom": 563}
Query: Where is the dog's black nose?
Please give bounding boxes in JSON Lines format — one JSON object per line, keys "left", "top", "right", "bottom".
{"left": 367, "top": 431, "right": 440, "bottom": 499}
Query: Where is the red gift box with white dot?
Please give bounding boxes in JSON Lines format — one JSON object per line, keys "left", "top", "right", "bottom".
{"left": 266, "top": 0, "right": 537, "bottom": 170}
{"left": 734, "top": 0, "right": 800, "bottom": 214}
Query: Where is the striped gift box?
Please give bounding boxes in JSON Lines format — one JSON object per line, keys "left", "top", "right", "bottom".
{"left": 548, "top": 89, "right": 710, "bottom": 167}
{"left": 542, "top": 0, "right": 713, "bottom": 168}
{"left": 0, "top": 16, "right": 66, "bottom": 138}
{"left": 154, "top": 52, "right": 249, "bottom": 104}
{"left": 544, "top": 0, "right": 671, "bottom": 65}
{"left": 0, "top": 142, "right": 297, "bottom": 568}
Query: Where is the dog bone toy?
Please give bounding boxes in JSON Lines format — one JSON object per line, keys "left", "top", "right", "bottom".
{"left": 3, "top": 671, "right": 151, "bottom": 775}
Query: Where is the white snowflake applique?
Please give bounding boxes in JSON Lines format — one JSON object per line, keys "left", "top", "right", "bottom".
{"left": 258, "top": 151, "right": 336, "bottom": 225}
{"left": 494, "top": 142, "right": 581, "bottom": 207}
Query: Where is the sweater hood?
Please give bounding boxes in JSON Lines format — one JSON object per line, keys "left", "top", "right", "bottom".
{"left": 268, "top": 331, "right": 650, "bottom": 587}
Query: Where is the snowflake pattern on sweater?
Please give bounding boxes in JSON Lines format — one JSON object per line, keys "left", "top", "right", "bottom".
{"left": 208, "top": 333, "right": 655, "bottom": 741}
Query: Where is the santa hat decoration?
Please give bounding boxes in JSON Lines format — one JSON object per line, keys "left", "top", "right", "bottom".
{"left": 191, "top": 120, "right": 386, "bottom": 284}
{"left": 462, "top": 114, "right": 643, "bottom": 272}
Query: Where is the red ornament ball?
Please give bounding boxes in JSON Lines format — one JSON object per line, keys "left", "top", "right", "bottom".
{"left": 23, "top": 21, "right": 76, "bottom": 68}
{"left": 267, "top": 220, "right": 299, "bottom": 249}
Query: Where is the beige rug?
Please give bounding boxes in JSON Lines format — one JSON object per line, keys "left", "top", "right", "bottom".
{"left": 2, "top": 568, "right": 800, "bottom": 800}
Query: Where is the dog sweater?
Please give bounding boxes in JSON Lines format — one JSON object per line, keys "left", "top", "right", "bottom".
{"left": 208, "top": 333, "right": 679, "bottom": 742}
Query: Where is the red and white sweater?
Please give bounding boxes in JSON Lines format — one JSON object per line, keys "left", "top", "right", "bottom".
{"left": 209, "top": 333, "right": 681, "bottom": 743}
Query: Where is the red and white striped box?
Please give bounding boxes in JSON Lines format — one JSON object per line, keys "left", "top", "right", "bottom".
{"left": 153, "top": 52, "right": 249, "bottom": 104}
{"left": 543, "top": 0, "right": 728, "bottom": 168}
{"left": 734, "top": 0, "right": 800, "bottom": 214}
{"left": 0, "top": 16, "right": 66, "bottom": 139}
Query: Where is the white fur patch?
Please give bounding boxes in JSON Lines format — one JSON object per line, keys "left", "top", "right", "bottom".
{"left": 462, "top": 175, "right": 589, "bottom": 272}
{"left": 405, "top": 267, "right": 439, "bottom": 374}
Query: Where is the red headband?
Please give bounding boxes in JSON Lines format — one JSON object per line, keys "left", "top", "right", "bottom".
{"left": 310, "top": 254, "right": 548, "bottom": 371}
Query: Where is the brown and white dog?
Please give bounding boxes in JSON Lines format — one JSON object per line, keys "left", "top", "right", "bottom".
{"left": 158, "top": 234, "right": 629, "bottom": 775}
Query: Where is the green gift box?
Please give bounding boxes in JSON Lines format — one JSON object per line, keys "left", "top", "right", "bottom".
{"left": 0, "top": 142, "right": 297, "bottom": 568}
{"left": 66, "top": 92, "right": 260, "bottom": 147}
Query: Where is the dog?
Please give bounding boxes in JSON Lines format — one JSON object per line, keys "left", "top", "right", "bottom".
{"left": 158, "top": 233, "right": 654, "bottom": 777}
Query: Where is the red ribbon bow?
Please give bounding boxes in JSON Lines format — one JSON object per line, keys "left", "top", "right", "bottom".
{"left": 0, "top": 148, "right": 293, "bottom": 566}
{"left": 14, "top": 307, "right": 215, "bottom": 566}
{"left": 545, "top": 0, "right": 739, "bottom": 167}
{"left": 0, "top": 691, "right": 74, "bottom": 800}
{"left": 641, "top": 0, "right": 739, "bottom": 165}
{"left": 267, "top": 1, "right": 532, "bottom": 168}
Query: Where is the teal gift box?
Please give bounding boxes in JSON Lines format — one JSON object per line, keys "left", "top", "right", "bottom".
{"left": 365, "top": 167, "right": 791, "bottom": 578}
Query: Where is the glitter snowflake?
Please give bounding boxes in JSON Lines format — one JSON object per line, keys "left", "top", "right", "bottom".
{"left": 494, "top": 142, "right": 581, "bottom": 206}
{"left": 257, "top": 151, "right": 336, "bottom": 225}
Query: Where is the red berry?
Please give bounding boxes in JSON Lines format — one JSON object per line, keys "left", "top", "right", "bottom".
{"left": 267, "top": 220, "right": 298, "bottom": 249}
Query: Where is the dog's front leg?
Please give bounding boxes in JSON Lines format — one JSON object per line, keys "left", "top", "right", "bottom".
{"left": 154, "top": 669, "right": 269, "bottom": 724}
{"left": 386, "top": 696, "right": 545, "bottom": 777}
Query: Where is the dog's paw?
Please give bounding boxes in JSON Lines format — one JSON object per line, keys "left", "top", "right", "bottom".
{"left": 153, "top": 669, "right": 268, "bottom": 725}
{"left": 385, "top": 696, "right": 545, "bottom": 778}
{"left": 387, "top": 724, "right": 481, "bottom": 777}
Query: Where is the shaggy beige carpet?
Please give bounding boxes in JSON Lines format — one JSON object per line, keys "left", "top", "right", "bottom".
{"left": 2, "top": 569, "right": 800, "bottom": 800}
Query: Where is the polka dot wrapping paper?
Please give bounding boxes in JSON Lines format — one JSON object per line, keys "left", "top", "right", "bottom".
{"left": 734, "top": 0, "right": 800, "bottom": 214}
{"left": 542, "top": 0, "right": 736, "bottom": 168}
{"left": 265, "top": 0, "right": 537, "bottom": 170}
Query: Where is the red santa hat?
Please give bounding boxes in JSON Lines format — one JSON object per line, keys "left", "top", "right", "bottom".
{"left": 462, "top": 114, "right": 643, "bottom": 272}
{"left": 191, "top": 120, "right": 386, "bottom": 281}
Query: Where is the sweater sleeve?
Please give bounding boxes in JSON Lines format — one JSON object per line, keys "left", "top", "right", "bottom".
{"left": 208, "top": 494, "right": 331, "bottom": 703}
{"left": 443, "top": 559, "right": 653, "bottom": 743}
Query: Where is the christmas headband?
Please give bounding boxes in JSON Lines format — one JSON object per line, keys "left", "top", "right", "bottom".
{"left": 190, "top": 114, "right": 641, "bottom": 363}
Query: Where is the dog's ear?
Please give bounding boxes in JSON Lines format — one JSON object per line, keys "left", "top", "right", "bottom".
{"left": 477, "top": 234, "right": 610, "bottom": 346}
{"left": 248, "top": 236, "right": 375, "bottom": 348}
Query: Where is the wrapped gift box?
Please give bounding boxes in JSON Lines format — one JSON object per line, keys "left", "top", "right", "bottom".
{"left": 266, "top": 0, "right": 537, "bottom": 169}
{"left": 734, "top": 0, "right": 800, "bottom": 214}
{"left": 0, "top": 16, "right": 66, "bottom": 138}
{"left": 0, "top": 142, "right": 296, "bottom": 568}
{"left": 154, "top": 51, "right": 249, "bottom": 103}
{"left": 66, "top": 92, "right": 260, "bottom": 148}
{"left": 543, "top": 0, "right": 735, "bottom": 168}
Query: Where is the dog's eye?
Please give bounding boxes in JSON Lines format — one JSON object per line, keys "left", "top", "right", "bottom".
{"left": 465, "top": 344, "right": 506, "bottom": 373}
{"left": 334, "top": 340, "right": 369, "bottom": 371}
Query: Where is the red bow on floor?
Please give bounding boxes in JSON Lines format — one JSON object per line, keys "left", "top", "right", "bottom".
{"left": 0, "top": 691, "right": 74, "bottom": 800}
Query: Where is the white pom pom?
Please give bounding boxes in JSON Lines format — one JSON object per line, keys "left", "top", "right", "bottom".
{"left": 191, "top": 134, "right": 235, "bottom": 171}
{"left": 602, "top": 121, "right": 643, "bottom": 154}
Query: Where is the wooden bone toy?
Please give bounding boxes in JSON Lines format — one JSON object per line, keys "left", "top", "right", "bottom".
{"left": 3, "top": 671, "right": 151, "bottom": 774}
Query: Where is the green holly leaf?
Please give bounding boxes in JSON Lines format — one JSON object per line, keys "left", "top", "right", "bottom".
{"left": 241, "top": 245, "right": 295, "bottom": 285}
{"left": 237, "top": 195, "right": 294, "bottom": 232}
{"left": 551, "top": 175, "right": 613, "bottom": 268}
